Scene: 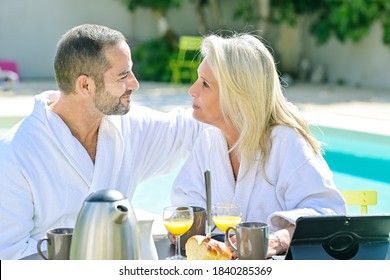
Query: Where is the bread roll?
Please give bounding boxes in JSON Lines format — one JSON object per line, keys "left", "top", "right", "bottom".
{"left": 185, "top": 235, "right": 232, "bottom": 260}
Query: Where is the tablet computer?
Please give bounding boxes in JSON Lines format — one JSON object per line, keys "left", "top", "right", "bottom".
{"left": 285, "top": 214, "right": 390, "bottom": 260}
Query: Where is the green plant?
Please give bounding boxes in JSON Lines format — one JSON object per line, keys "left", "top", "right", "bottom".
{"left": 310, "top": 0, "right": 381, "bottom": 44}
{"left": 132, "top": 37, "right": 173, "bottom": 82}
{"left": 234, "top": 0, "right": 390, "bottom": 46}
{"left": 273, "top": 0, "right": 390, "bottom": 45}
{"left": 121, "top": 0, "right": 182, "bottom": 11}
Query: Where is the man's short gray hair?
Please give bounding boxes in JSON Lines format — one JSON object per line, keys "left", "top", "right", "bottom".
{"left": 54, "top": 24, "right": 126, "bottom": 94}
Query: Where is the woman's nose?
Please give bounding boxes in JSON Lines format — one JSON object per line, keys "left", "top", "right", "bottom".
{"left": 188, "top": 83, "right": 197, "bottom": 97}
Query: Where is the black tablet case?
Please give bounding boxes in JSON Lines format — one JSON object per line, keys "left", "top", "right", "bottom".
{"left": 285, "top": 214, "right": 390, "bottom": 260}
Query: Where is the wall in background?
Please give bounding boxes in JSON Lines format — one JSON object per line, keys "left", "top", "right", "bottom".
{"left": 1, "top": 0, "right": 389, "bottom": 90}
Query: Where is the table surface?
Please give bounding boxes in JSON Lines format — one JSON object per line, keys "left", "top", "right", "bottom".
{"left": 20, "top": 238, "right": 175, "bottom": 260}
{"left": 20, "top": 238, "right": 287, "bottom": 260}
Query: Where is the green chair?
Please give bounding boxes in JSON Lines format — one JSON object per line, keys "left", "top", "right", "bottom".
{"left": 170, "top": 36, "right": 202, "bottom": 84}
{"left": 340, "top": 190, "right": 377, "bottom": 214}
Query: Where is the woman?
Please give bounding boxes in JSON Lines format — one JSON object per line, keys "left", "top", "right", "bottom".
{"left": 171, "top": 33, "right": 347, "bottom": 257}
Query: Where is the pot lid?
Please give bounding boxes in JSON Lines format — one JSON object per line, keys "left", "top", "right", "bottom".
{"left": 85, "top": 189, "right": 126, "bottom": 202}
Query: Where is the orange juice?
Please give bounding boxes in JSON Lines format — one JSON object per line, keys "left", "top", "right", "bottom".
{"left": 164, "top": 218, "right": 193, "bottom": 235}
{"left": 212, "top": 215, "right": 242, "bottom": 231}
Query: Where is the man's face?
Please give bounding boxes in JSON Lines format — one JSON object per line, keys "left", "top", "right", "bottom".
{"left": 94, "top": 41, "right": 139, "bottom": 115}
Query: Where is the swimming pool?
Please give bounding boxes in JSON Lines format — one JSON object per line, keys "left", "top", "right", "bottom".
{"left": 132, "top": 126, "right": 390, "bottom": 216}
{"left": 311, "top": 126, "right": 390, "bottom": 215}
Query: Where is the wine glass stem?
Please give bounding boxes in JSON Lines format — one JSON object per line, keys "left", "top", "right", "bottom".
{"left": 176, "top": 235, "right": 181, "bottom": 257}
{"left": 206, "top": 224, "right": 212, "bottom": 238}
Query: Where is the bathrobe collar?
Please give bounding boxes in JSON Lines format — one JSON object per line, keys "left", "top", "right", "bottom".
{"left": 34, "top": 91, "right": 125, "bottom": 191}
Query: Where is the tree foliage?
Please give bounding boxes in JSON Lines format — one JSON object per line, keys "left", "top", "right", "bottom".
{"left": 132, "top": 37, "right": 173, "bottom": 82}
{"left": 235, "top": 0, "right": 390, "bottom": 46}
{"left": 120, "top": 0, "right": 182, "bottom": 12}
{"left": 119, "top": 0, "right": 190, "bottom": 82}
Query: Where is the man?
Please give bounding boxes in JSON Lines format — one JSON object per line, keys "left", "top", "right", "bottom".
{"left": 0, "top": 24, "right": 204, "bottom": 259}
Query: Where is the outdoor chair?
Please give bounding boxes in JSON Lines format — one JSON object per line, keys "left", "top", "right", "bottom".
{"left": 340, "top": 190, "right": 377, "bottom": 214}
{"left": 170, "top": 36, "right": 202, "bottom": 84}
{"left": 0, "top": 60, "right": 21, "bottom": 81}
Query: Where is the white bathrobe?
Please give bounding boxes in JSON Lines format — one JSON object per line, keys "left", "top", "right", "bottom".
{"left": 171, "top": 126, "right": 347, "bottom": 233}
{"left": 0, "top": 91, "right": 204, "bottom": 259}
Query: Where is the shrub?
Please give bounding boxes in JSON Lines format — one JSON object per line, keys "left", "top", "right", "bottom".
{"left": 132, "top": 37, "right": 173, "bottom": 82}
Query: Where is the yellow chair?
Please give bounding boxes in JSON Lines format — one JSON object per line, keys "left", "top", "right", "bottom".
{"left": 340, "top": 190, "right": 377, "bottom": 214}
{"left": 170, "top": 36, "right": 202, "bottom": 84}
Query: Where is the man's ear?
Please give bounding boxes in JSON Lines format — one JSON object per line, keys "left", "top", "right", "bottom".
{"left": 75, "top": 74, "right": 96, "bottom": 97}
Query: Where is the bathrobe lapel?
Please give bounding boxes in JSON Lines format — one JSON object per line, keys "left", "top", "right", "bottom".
{"left": 46, "top": 109, "right": 124, "bottom": 191}
{"left": 46, "top": 109, "right": 95, "bottom": 185}
{"left": 209, "top": 129, "right": 259, "bottom": 221}
{"left": 92, "top": 116, "right": 124, "bottom": 191}
{"left": 210, "top": 131, "right": 236, "bottom": 205}
{"left": 232, "top": 159, "right": 259, "bottom": 221}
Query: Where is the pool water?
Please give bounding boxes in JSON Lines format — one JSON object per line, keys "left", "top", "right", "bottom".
{"left": 311, "top": 126, "right": 390, "bottom": 215}
{"left": 132, "top": 126, "right": 390, "bottom": 216}
{"left": 312, "top": 126, "right": 390, "bottom": 183}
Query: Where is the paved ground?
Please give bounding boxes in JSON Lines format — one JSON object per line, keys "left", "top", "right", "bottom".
{"left": 1, "top": 79, "right": 389, "bottom": 136}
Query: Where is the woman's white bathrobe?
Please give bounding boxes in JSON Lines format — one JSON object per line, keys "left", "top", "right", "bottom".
{"left": 0, "top": 91, "right": 204, "bottom": 259}
{"left": 171, "top": 126, "right": 347, "bottom": 233}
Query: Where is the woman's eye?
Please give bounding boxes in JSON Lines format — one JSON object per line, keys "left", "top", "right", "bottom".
{"left": 202, "top": 81, "right": 209, "bottom": 88}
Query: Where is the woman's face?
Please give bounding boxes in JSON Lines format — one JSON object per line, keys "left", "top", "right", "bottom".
{"left": 188, "top": 59, "right": 225, "bottom": 127}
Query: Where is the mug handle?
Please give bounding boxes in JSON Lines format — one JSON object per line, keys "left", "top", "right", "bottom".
{"left": 37, "top": 237, "right": 49, "bottom": 260}
{"left": 225, "top": 226, "right": 238, "bottom": 252}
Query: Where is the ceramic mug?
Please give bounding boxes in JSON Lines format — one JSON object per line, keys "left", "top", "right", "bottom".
{"left": 37, "top": 228, "right": 73, "bottom": 260}
{"left": 225, "top": 222, "right": 269, "bottom": 260}
{"left": 180, "top": 206, "right": 206, "bottom": 252}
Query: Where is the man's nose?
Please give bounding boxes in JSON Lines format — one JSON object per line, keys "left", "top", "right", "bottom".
{"left": 127, "top": 72, "right": 139, "bottom": 91}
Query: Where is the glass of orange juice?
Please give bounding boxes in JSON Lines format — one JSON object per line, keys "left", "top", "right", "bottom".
{"left": 212, "top": 203, "right": 242, "bottom": 232}
{"left": 163, "top": 206, "right": 194, "bottom": 260}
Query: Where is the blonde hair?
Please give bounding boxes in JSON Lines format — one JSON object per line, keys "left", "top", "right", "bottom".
{"left": 201, "top": 33, "right": 322, "bottom": 177}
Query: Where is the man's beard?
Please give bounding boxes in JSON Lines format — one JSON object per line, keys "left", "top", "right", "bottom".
{"left": 94, "top": 88, "right": 131, "bottom": 115}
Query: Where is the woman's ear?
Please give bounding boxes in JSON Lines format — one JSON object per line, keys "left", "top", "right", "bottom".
{"left": 75, "top": 74, "right": 96, "bottom": 97}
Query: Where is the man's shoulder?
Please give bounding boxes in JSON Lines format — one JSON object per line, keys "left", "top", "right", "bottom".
{"left": 0, "top": 111, "right": 48, "bottom": 154}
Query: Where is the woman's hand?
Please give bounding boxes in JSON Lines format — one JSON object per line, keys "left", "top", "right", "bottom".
{"left": 230, "top": 233, "right": 283, "bottom": 259}
{"left": 168, "top": 232, "right": 176, "bottom": 245}
{"left": 225, "top": 235, "right": 238, "bottom": 259}
{"left": 267, "top": 225, "right": 295, "bottom": 258}
{"left": 267, "top": 234, "right": 283, "bottom": 258}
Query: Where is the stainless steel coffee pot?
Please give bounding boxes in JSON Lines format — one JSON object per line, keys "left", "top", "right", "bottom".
{"left": 70, "top": 189, "right": 140, "bottom": 260}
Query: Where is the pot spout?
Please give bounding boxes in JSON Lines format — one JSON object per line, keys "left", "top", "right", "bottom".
{"left": 111, "top": 204, "right": 128, "bottom": 224}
